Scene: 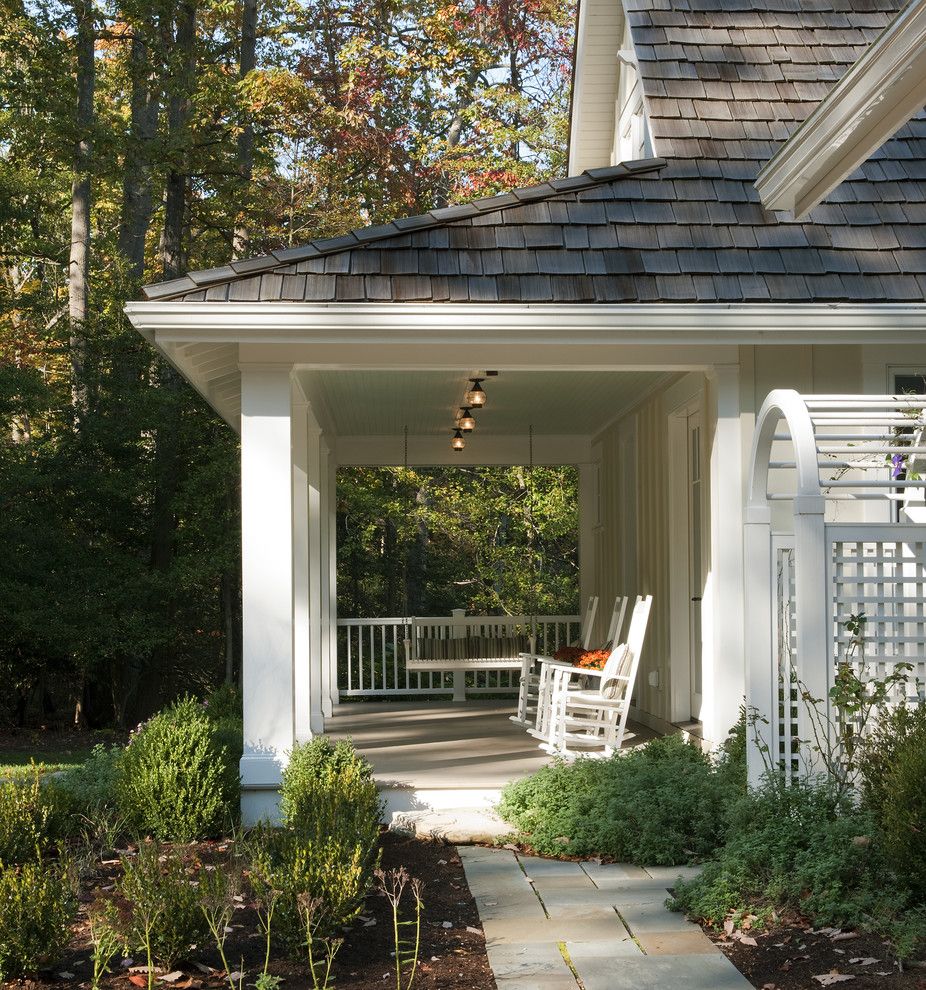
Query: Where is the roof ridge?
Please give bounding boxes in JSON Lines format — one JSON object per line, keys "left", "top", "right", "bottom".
{"left": 142, "top": 159, "right": 667, "bottom": 299}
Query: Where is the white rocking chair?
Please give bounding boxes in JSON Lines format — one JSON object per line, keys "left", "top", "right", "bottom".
{"left": 510, "top": 596, "right": 598, "bottom": 726}
{"left": 545, "top": 594, "right": 653, "bottom": 758}
{"left": 530, "top": 594, "right": 629, "bottom": 744}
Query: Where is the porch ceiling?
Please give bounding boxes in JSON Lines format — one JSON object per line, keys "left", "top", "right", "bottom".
{"left": 298, "top": 368, "right": 666, "bottom": 438}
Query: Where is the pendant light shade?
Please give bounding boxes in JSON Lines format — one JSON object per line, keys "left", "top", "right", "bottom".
{"left": 451, "top": 428, "right": 465, "bottom": 451}
{"left": 458, "top": 407, "right": 476, "bottom": 432}
{"left": 466, "top": 378, "right": 487, "bottom": 407}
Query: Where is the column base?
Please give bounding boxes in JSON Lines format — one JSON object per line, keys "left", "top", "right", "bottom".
{"left": 241, "top": 786, "right": 282, "bottom": 826}
{"left": 239, "top": 752, "right": 284, "bottom": 826}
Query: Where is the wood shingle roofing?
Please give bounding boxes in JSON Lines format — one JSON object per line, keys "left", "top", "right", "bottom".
{"left": 143, "top": 0, "right": 926, "bottom": 305}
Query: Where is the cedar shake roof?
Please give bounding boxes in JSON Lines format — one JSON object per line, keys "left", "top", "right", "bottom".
{"left": 144, "top": 0, "right": 926, "bottom": 305}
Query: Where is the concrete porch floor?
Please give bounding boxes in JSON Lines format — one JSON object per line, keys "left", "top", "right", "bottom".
{"left": 326, "top": 700, "right": 658, "bottom": 834}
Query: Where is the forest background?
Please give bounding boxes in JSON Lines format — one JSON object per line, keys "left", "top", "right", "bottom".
{"left": 0, "top": 0, "right": 578, "bottom": 728}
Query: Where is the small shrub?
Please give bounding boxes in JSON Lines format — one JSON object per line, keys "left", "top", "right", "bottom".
{"left": 0, "top": 768, "right": 67, "bottom": 864}
{"left": 881, "top": 731, "right": 926, "bottom": 897}
{"left": 858, "top": 701, "right": 926, "bottom": 816}
{"left": 671, "top": 779, "right": 906, "bottom": 931}
{"left": 498, "top": 734, "right": 738, "bottom": 864}
{"left": 116, "top": 842, "right": 208, "bottom": 969}
{"left": 0, "top": 857, "right": 76, "bottom": 980}
{"left": 248, "top": 737, "right": 382, "bottom": 953}
{"left": 250, "top": 828, "right": 375, "bottom": 951}
{"left": 203, "top": 683, "right": 242, "bottom": 722}
{"left": 117, "top": 696, "right": 235, "bottom": 840}
{"left": 280, "top": 737, "right": 381, "bottom": 844}
{"left": 57, "top": 743, "right": 123, "bottom": 815}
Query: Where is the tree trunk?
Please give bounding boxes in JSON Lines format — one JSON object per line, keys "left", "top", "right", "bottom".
{"left": 159, "top": 0, "right": 197, "bottom": 280}
{"left": 232, "top": 0, "right": 258, "bottom": 258}
{"left": 68, "top": 0, "right": 94, "bottom": 422}
{"left": 142, "top": 0, "right": 198, "bottom": 708}
{"left": 118, "top": 23, "right": 159, "bottom": 282}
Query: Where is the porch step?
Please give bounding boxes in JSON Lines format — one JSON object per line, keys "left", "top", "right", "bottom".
{"left": 388, "top": 806, "right": 510, "bottom": 844}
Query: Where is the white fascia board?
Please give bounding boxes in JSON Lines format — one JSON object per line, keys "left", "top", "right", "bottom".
{"left": 755, "top": 0, "right": 926, "bottom": 217}
{"left": 126, "top": 301, "right": 926, "bottom": 345}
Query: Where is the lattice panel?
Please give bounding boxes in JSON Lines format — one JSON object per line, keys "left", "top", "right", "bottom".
{"left": 774, "top": 543, "right": 800, "bottom": 776}
{"left": 829, "top": 535, "right": 926, "bottom": 713}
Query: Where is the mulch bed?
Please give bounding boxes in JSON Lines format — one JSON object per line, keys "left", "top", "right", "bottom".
{"left": 706, "top": 922, "right": 926, "bottom": 989}
{"left": 8, "top": 833, "right": 497, "bottom": 990}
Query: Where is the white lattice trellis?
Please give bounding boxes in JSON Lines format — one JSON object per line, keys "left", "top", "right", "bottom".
{"left": 746, "top": 391, "right": 926, "bottom": 785}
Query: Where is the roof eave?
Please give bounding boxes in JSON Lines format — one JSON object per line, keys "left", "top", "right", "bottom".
{"left": 755, "top": 0, "right": 926, "bottom": 217}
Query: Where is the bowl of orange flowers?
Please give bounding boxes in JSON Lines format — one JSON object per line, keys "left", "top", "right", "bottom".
{"left": 574, "top": 649, "right": 610, "bottom": 670}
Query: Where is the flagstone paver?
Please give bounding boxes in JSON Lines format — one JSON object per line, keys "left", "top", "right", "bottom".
{"left": 458, "top": 847, "right": 753, "bottom": 990}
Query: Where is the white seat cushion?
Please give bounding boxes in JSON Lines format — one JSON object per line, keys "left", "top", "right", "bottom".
{"left": 601, "top": 644, "right": 633, "bottom": 700}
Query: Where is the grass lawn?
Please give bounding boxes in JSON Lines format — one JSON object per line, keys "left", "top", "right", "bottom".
{"left": 0, "top": 747, "right": 95, "bottom": 776}
{"left": 0, "top": 729, "right": 120, "bottom": 777}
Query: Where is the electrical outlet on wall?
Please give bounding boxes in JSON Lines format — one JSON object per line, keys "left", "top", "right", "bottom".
{"left": 648, "top": 669, "right": 660, "bottom": 688}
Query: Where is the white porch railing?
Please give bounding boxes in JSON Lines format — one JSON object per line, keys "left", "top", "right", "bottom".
{"left": 337, "top": 613, "right": 582, "bottom": 698}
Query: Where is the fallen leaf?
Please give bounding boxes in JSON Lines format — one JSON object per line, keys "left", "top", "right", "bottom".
{"left": 120, "top": 960, "right": 135, "bottom": 969}
{"left": 849, "top": 958, "right": 879, "bottom": 967}
{"left": 159, "top": 973, "right": 184, "bottom": 983}
{"left": 441, "top": 921, "right": 453, "bottom": 929}
{"left": 192, "top": 963, "right": 213, "bottom": 975}
{"left": 724, "top": 918, "right": 735, "bottom": 937}
{"left": 740, "top": 936, "right": 758, "bottom": 947}
{"left": 466, "top": 926, "right": 481, "bottom": 934}
{"left": 832, "top": 932, "right": 858, "bottom": 942}
{"left": 813, "top": 974, "right": 854, "bottom": 985}
{"left": 57, "top": 972, "right": 75, "bottom": 981}
{"left": 228, "top": 973, "right": 245, "bottom": 982}
{"left": 129, "top": 976, "right": 148, "bottom": 987}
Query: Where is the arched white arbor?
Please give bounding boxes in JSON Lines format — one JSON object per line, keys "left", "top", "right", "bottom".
{"left": 745, "top": 390, "right": 926, "bottom": 783}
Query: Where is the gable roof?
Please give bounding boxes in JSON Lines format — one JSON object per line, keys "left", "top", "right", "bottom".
{"left": 144, "top": 0, "right": 926, "bottom": 306}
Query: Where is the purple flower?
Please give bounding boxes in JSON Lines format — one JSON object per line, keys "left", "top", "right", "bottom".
{"left": 892, "top": 454, "right": 906, "bottom": 480}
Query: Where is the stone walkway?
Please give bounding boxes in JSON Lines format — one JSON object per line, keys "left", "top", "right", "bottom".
{"left": 459, "top": 847, "right": 753, "bottom": 990}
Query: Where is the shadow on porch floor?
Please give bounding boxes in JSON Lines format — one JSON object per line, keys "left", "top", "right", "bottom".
{"left": 326, "top": 699, "right": 658, "bottom": 793}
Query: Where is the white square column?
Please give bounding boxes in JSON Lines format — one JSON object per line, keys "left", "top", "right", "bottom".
{"left": 306, "top": 418, "right": 325, "bottom": 733}
{"left": 240, "top": 367, "right": 298, "bottom": 824}
{"left": 578, "top": 461, "right": 600, "bottom": 636}
{"left": 320, "top": 445, "right": 337, "bottom": 717}
{"left": 327, "top": 455, "right": 340, "bottom": 711}
{"left": 702, "top": 364, "right": 747, "bottom": 745}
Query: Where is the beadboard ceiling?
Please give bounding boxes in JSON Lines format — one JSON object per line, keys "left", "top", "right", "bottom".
{"left": 297, "top": 369, "right": 666, "bottom": 437}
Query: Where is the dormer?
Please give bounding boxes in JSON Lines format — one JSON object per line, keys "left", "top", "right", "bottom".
{"left": 611, "top": 21, "right": 653, "bottom": 164}
{"left": 568, "top": 1, "right": 654, "bottom": 175}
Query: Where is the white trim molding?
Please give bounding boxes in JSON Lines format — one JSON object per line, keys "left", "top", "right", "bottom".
{"left": 755, "top": 0, "right": 926, "bottom": 217}
{"left": 126, "top": 302, "right": 926, "bottom": 429}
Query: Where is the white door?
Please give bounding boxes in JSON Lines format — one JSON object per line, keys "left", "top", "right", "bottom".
{"left": 686, "top": 410, "right": 705, "bottom": 720}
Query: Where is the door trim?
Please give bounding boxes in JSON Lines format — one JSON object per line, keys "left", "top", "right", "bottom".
{"left": 667, "top": 388, "right": 706, "bottom": 724}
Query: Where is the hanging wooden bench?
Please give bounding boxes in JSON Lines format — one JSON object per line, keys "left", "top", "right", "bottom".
{"left": 404, "top": 613, "right": 533, "bottom": 701}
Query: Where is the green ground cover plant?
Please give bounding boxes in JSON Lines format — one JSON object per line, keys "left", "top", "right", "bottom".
{"left": 113, "top": 842, "right": 210, "bottom": 972}
{"left": 498, "top": 732, "right": 742, "bottom": 864}
{"left": 672, "top": 697, "right": 926, "bottom": 960}
{"left": 0, "top": 857, "right": 76, "bottom": 980}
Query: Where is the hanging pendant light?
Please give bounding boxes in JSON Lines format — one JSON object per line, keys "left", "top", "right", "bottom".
{"left": 466, "top": 378, "right": 487, "bottom": 407}
{"left": 457, "top": 407, "right": 476, "bottom": 432}
{"left": 451, "top": 428, "right": 465, "bottom": 451}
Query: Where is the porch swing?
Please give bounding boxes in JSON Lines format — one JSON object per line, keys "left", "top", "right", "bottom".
{"left": 403, "top": 426, "right": 539, "bottom": 693}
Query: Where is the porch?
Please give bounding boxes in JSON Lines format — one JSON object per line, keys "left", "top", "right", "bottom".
{"left": 326, "top": 699, "right": 659, "bottom": 824}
